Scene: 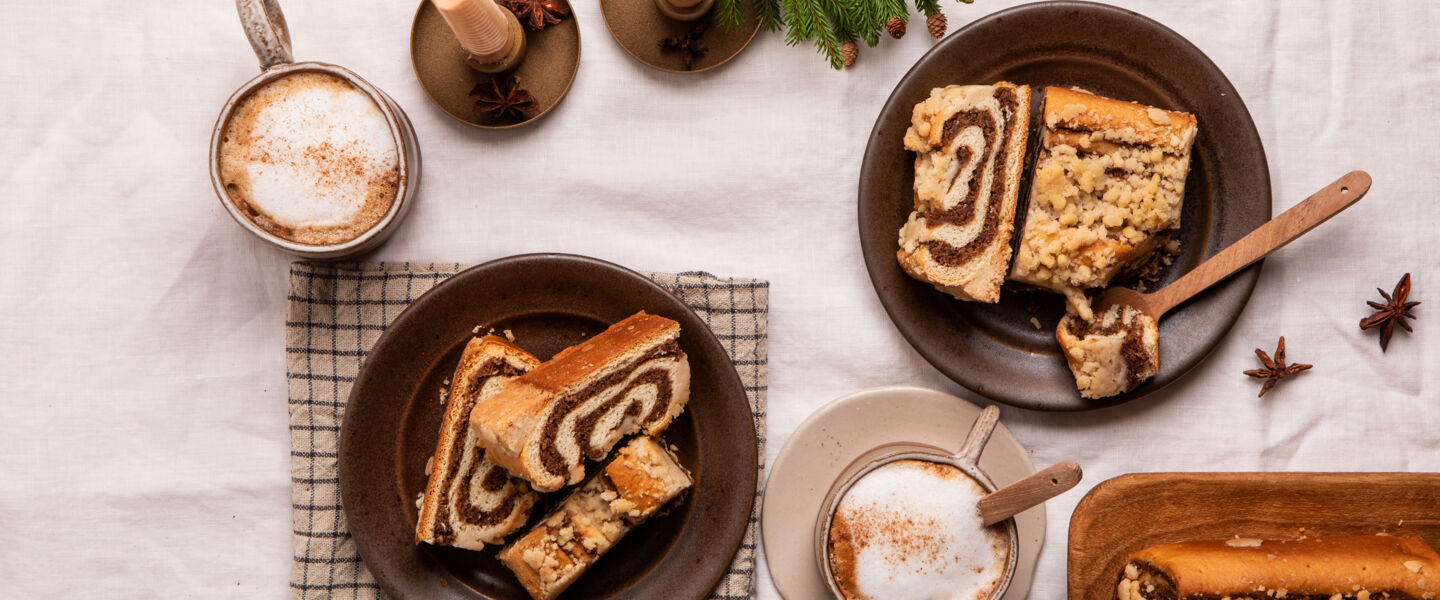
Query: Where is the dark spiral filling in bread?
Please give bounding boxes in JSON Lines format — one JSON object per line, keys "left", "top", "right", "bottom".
{"left": 920, "top": 86, "right": 1020, "bottom": 268}
{"left": 430, "top": 359, "right": 530, "bottom": 543}
{"left": 536, "top": 341, "right": 684, "bottom": 479}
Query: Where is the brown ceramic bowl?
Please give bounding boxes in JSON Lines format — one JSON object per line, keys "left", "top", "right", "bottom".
{"left": 337, "top": 253, "right": 757, "bottom": 599}
{"left": 857, "top": 1, "right": 1271, "bottom": 411}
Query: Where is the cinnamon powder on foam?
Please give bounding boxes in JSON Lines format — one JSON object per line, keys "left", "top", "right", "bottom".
{"left": 829, "top": 460, "right": 1007, "bottom": 600}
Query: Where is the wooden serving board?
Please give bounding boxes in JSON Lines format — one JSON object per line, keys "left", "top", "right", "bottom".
{"left": 1068, "top": 472, "right": 1440, "bottom": 600}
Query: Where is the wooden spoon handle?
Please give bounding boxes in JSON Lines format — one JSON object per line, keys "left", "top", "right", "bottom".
{"left": 979, "top": 460, "right": 1082, "bottom": 527}
{"left": 1148, "top": 171, "right": 1371, "bottom": 316}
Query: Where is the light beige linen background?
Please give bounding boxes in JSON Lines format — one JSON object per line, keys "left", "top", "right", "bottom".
{"left": 1, "top": 0, "right": 1438, "bottom": 598}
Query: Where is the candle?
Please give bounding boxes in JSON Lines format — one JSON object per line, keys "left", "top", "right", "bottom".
{"left": 432, "top": 0, "right": 509, "bottom": 57}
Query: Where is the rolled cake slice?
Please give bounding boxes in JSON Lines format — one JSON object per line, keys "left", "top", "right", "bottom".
{"left": 470, "top": 311, "right": 690, "bottom": 492}
{"left": 1056, "top": 303, "right": 1160, "bottom": 399}
{"left": 1117, "top": 535, "right": 1440, "bottom": 600}
{"left": 897, "top": 82, "right": 1032, "bottom": 303}
{"left": 416, "top": 335, "right": 542, "bottom": 549}
{"left": 499, "top": 436, "right": 693, "bottom": 600}
{"left": 1011, "top": 87, "right": 1198, "bottom": 320}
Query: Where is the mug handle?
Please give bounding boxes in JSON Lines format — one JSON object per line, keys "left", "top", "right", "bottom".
{"left": 236, "top": 0, "right": 293, "bottom": 69}
{"left": 952, "top": 405, "right": 999, "bottom": 469}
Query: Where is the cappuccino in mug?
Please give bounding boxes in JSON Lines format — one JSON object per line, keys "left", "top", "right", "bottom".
{"left": 826, "top": 459, "right": 1009, "bottom": 600}
{"left": 217, "top": 71, "right": 400, "bottom": 246}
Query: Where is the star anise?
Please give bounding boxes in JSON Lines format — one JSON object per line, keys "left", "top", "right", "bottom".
{"left": 1243, "top": 336, "right": 1312, "bottom": 398}
{"left": 658, "top": 22, "right": 709, "bottom": 71}
{"left": 469, "top": 75, "right": 539, "bottom": 123}
{"left": 500, "top": 0, "right": 568, "bottom": 31}
{"left": 1360, "top": 272, "right": 1420, "bottom": 352}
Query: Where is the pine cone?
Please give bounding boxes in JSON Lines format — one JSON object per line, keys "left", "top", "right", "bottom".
{"left": 927, "top": 12, "right": 947, "bottom": 38}
{"left": 841, "top": 41, "right": 858, "bottom": 68}
{"left": 886, "top": 17, "right": 906, "bottom": 39}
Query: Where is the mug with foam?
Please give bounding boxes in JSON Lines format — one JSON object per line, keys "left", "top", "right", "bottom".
{"left": 210, "top": 0, "right": 421, "bottom": 260}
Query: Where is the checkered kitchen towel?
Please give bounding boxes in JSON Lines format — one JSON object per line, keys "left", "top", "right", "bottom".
{"left": 285, "top": 262, "right": 768, "bottom": 600}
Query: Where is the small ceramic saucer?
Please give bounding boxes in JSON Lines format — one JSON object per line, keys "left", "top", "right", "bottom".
{"left": 410, "top": 0, "right": 581, "bottom": 129}
{"left": 599, "top": 0, "right": 759, "bottom": 73}
{"left": 761, "top": 385, "right": 1043, "bottom": 600}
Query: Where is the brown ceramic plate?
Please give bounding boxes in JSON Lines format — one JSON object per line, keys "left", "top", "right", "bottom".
{"left": 410, "top": 0, "right": 580, "bottom": 129}
{"left": 599, "top": 0, "right": 759, "bottom": 73}
{"left": 338, "top": 253, "right": 757, "bottom": 599}
{"left": 858, "top": 1, "right": 1271, "bottom": 411}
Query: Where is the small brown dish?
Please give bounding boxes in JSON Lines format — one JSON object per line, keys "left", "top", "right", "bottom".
{"left": 599, "top": 0, "right": 760, "bottom": 73}
{"left": 410, "top": 0, "right": 581, "bottom": 129}
{"left": 337, "top": 253, "right": 757, "bottom": 599}
{"left": 857, "top": 1, "right": 1272, "bottom": 410}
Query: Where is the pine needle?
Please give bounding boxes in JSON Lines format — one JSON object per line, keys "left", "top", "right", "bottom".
{"left": 782, "top": 0, "right": 845, "bottom": 69}
{"left": 715, "top": 0, "right": 746, "bottom": 30}
{"left": 755, "top": 0, "right": 782, "bottom": 31}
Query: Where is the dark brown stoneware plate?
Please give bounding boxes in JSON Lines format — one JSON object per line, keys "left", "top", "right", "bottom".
{"left": 858, "top": 1, "right": 1271, "bottom": 411}
{"left": 338, "top": 253, "right": 757, "bottom": 599}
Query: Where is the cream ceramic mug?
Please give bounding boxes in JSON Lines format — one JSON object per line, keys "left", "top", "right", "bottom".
{"left": 815, "top": 405, "right": 1019, "bottom": 600}
{"left": 209, "top": 0, "right": 420, "bottom": 260}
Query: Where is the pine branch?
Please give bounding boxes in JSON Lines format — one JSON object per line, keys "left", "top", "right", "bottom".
{"left": 913, "top": 0, "right": 940, "bottom": 17}
{"left": 834, "top": 0, "right": 880, "bottom": 46}
{"left": 715, "top": 0, "right": 746, "bottom": 30}
{"left": 782, "top": 0, "right": 845, "bottom": 69}
{"left": 881, "top": 0, "right": 908, "bottom": 22}
{"left": 754, "top": 0, "right": 782, "bottom": 31}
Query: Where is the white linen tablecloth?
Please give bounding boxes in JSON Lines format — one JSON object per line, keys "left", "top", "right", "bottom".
{"left": 2, "top": 0, "right": 1437, "bottom": 597}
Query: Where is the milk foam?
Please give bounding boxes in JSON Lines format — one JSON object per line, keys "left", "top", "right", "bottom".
{"left": 219, "top": 71, "right": 398, "bottom": 244}
{"left": 831, "top": 460, "right": 1007, "bottom": 600}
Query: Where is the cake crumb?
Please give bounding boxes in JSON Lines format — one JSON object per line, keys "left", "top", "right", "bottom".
{"left": 1029, "top": 317, "right": 1042, "bottom": 330}
{"left": 503, "top": 329, "right": 515, "bottom": 342}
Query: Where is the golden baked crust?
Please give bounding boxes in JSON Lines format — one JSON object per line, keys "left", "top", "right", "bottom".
{"left": 1010, "top": 87, "right": 1197, "bottom": 320}
{"left": 896, "top": 82, "right": 1032, "bottom": 303}
{"left": 1118, "top": 535, "right": 1440, "bottom": 600}
{"left": 498, "top": 436, "right": 692, "bottom": 600}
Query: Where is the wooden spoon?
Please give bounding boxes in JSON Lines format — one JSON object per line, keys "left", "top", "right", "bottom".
{"left": 979, "top": 460, "right": 1083, "bottom": 527}
{"left": 1097, "top": 171, "right": 1371, "bottom": 320}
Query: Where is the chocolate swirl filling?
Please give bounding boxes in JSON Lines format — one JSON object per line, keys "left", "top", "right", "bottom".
{"left": 536, "top": 342, "right": 684, "bottom": 479}
{"left": 432, "top": 360, "right": 528, "bottom": 542}
{"left": 920, "top": 87, "right": 1020, "bottom": 267}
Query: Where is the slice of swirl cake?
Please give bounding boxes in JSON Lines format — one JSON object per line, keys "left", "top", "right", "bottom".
{"left": 415, "top": 335, "right": 542, "bottom": 549}
{"left": 896, "top": 82, "right": 1032, "bottom": 303}
{"left": 1010, "top": 87, "right": 1198, "bottom": 320}
{"left": 499, "top": 436, "right": 693, "bottom": 600}
{"left": 470, "top": 312, "right": 690, "bottom": 492}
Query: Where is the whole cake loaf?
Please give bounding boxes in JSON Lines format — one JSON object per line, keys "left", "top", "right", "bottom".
{"left": 1011, "top": 87, "right": 1198, "bottom": 320}
{"left": 499, "top": 436, "right": 693, "bottom": 600}
{"left": 1117, "top": 535, "right": 1440, "bottom": 600}
{"left": 415, "top": 335, "right": 541, "bottom": 549}
{"left": 897, "top": 82, "right": 1032, "bottom": 303}
{"left": 470, "top": 312, "right": 690, "bottom": 492}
